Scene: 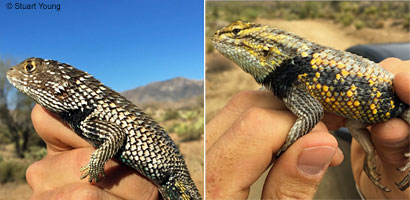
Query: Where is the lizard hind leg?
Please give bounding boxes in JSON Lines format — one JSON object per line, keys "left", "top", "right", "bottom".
{"left": 396, "top": 108, "right": 410, "bottom": 191}
{"left": 347, "top": 120, "right": 391, "bottom": 192}
{"left": 396, "top": 152, "right": 409, "bottom": 191}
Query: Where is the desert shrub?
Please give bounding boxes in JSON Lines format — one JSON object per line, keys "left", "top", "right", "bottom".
{"left": 354, "top": 20, "right": 365, "bottom": 30}
{"left": 163, "top": 110, "right": 180, "bottom": 121}
{"left": 170, "top": 109, "right": 203, "bottom": 141}
{"left": 404, "top": 14, "right": 410, "bottom": 30}
{"left": 336, "top": 12, "right": 354, "bottom": 26}
{"left": 173, "top": 117, "right": 203, "bottom": 142}
{"left": 24, "top": 146, "right": 47, "bottom": 162}
{"left": 0, "top": 160, "right": 28, "bottom": 183}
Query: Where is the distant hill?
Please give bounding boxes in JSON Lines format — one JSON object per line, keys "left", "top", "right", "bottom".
{"left": 121, "top": 77, "right": 204, "bottom": 108}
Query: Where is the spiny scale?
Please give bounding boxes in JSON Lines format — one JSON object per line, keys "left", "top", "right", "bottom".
{"left": 6, "top": 57, "right": 201, "bottom": 200}
{"left": 213, "top": 21, "right": 409, "bottom": 192}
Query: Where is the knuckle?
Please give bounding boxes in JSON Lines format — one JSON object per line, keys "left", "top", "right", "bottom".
{"left": 224, "top": 91, "right": 254, "bottom": 114}
{"left": 237, "top": 107, "right": 265, "bottom": 132}
{"left": 70, "top": 186, "right": 101, "bottom": 200}
{"left": 231, "top": 107, "right": 272, "bottom": 140}
{"left": 26, "top": 160, "right": 42, "bottom": 188}
{"left": 379, "top": 57, "right": 402, "bottom": 66}
{"left": 274, "top": 181, "right": 317, "bottom": 199}
{"left": 383, "top": 57, "right": 402, "bottom": 63}
{"left": 31, "top": 105, "right": 42, "bottom": 129}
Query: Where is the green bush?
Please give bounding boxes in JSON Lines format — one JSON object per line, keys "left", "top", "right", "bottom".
{"left": 0, "top": 160, "right": 28, "bottom": 183}
{"left": 24, "top": 146, "right": 47, "bottom": 162}
{"left": 163, "top": 110, "right": 180, "bottom": 121}
{"left": 354, "top": 20, "right": 365, "bottom": 30}
{"left": 170, "top": 109, "right": 203, "bottom": 142}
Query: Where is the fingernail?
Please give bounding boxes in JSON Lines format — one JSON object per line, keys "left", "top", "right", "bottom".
{"left": 297, "top": 146, "right": 336, "bottom": 175}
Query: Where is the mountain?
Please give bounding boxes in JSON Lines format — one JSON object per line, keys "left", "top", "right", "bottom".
{"left": 121, "top": 77, "right": 203, "bottom": 108}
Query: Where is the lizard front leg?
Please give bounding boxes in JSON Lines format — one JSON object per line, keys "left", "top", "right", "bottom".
{"left": 276, "top": 87, "right": 324, "bottom": 157}
{"left": 79, "top": 119, "right": 126, "bottom": 182}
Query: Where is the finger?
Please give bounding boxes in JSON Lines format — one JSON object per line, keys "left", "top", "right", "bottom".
{"left": 379, "top": 58, "right": 410, "bottom": 75}
{"left": 262, "top": 130, "right": 340, "bottom": 199}
{"left": 394, "top": 72, "right": 410, "bottom": 104}
{"left": 31, "top": 183, "right": 123, "bottom": 200}
{"left": 206, "top": 90, "right": 285, "bottom": 150}
{"left": 26, "top": 147, "right": 158, "bottom": 200}
{"left": 205, "top": 107, "right": 342, "bottom": 199}
{"left": 31, "top": 104, "right": 89, "bottom": 152}
{"left": 371, "top": 118, "right": 409, "bottom": 167}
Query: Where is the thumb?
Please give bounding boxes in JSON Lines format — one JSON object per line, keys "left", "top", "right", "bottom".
{"left": 262, "top": 126, "right": 342, "bottom": 199}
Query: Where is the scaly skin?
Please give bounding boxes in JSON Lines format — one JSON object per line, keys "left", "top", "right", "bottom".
{"left": 7, "top": 58, "right": 201, "bottom": 200}
{"left": 212, "top": 21, "right": 409, "bottom": 192}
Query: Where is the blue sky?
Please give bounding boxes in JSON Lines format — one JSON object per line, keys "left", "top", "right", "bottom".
{"left": 0, "top": 0, "right": 204, "bottom": 91}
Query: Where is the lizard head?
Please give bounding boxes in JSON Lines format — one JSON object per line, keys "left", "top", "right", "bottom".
{"left": 7, "top": 58, "right": 100, "bottom": 113}
{"left": 212, "top": 21, "right": 293, "bottom": 83}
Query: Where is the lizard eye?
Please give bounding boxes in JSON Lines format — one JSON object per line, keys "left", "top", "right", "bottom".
{"left": 24, "top": 63, "right": 36, "bottom": 73}
{"left": 232, "top": 28, "right": 242, "bottom": 35}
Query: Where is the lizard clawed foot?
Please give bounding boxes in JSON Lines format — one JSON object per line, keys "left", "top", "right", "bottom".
{"left": 80, "top": 161, "right": 106, "bottom": 183}
{"left": 363, "top": 154, "right": 391, "bottom": 192}
{"left": 395, "top": 152, "right": 410, "bottom": 191}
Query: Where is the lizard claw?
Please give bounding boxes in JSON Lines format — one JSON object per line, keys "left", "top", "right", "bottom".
{"left": 395, "top": 152, "right": 410, "bottom": 191}
{"left": 363, "top": 154, "right": 391, "bottom": 192}
{"left": 80, "top": 162, "right": 106, "bottom": 183}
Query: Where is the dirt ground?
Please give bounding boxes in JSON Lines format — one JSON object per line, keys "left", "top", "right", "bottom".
{"left": 206, "top": 19, "right": 409, "bottom": 199}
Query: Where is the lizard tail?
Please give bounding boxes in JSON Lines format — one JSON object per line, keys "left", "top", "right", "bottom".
{"left": 159, "top": 177, "right": 202, "bottom": 200}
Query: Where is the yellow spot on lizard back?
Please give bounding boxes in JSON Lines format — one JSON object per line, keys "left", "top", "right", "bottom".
{"left": 310, "top": 59, "right": 316, "bottom": 65}
{"left": 346, "top": 90, "right": 353, "bottom": 97}
{"left": 336, "top": 74, "right": 341, "bottom": 80}
{"left": 351, "top": 85, "right": 357, "bottom": 91}
{"left": 369, "top": 79, "right": 375, "bottom": 86}
{"left": 341, "top": 69, "right": 349, "bottom": 77}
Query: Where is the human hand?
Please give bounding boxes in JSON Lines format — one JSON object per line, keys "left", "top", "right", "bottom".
{"left": 351, "top": 58, "right": 410, "bottom": 199}
{"left": 206, "top": 90, "right": 344, "bottom": 199}
{"left": 26, "top": 105, "right": 158, "bottom": 200}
